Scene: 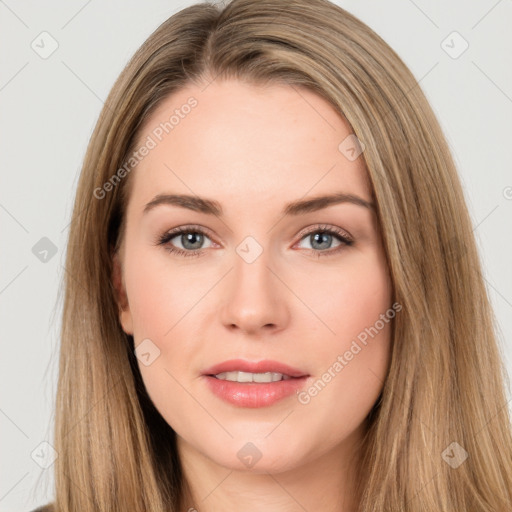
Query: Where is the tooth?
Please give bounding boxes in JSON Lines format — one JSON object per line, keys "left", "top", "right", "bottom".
{"left": 253, "top": 372, "right": 273, "bottom": 383}
{"left": 213, "top": 371, "right": 291, "bottom": 382}
{"left": 237, "top": 371, "right": 253, "bottom": 383}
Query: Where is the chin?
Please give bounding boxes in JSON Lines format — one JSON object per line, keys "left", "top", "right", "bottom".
{"left": 216, "top": 447, "right": 306, "bottom": 474}
{"left": 195, "top": 428, "right": 314, "bottom": 474}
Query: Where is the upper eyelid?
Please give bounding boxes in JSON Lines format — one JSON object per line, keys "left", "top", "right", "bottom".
{"left": 296, "top": 223, "right": 352, "bottom": 241}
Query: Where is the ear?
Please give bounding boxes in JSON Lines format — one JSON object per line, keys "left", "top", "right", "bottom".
{"left": 112, "top": 250, "right": 134, "bottom": 335}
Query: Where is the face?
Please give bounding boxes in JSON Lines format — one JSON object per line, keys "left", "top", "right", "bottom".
{"left": 113, "top": 78, "right": 393, "bottom": 474}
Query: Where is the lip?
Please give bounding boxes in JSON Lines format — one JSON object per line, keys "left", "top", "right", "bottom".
{"left": 201, "top": 359, "right": 310, "bottom": 408}
{"left": 202, "top": 359, "right": 308, "bottom": 378}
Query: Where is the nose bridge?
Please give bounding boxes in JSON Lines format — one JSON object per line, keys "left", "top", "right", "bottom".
{"left": 234, "top": 236, "right": 273, "bottom": 292}
{"left": 219, "top": 235, "right": 289, "bottom": 333}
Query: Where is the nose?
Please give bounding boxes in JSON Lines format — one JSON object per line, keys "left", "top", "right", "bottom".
{"left": 219, "top": 249, "right": 290, "bottom": 336}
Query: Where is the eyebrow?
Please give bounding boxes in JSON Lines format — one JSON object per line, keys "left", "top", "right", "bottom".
{"left": 143, "top": 192, "right": 375, "bottom": 217}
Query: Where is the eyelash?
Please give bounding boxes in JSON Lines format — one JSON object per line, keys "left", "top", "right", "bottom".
{"left": 155, "top": 223, "right": 354, "bottom": 259}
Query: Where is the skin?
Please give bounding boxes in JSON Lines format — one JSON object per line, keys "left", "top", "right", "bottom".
{"left": 113, "top": 78, "right": 393, "bottom": 512}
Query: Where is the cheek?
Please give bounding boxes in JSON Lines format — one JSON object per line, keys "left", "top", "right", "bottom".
{"left": 124, "top": 248, "right": 207, "bottom": 415}
{"left": 299, "top": 248, "right": 392, "bottom": 347}
{"left": 299, "top": 324, "right": 391, "bottom": 447}
{"left": 124, "top": 251, "right": 203, "bottom": 432}
{"left": 124, "top": 247, "right": 204, "bottom": 339}
{"left": 294, "top": 250, "right": 393, "bottom": 422}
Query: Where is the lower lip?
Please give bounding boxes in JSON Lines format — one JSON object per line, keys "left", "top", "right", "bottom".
{"left": 203, "top": 375, "right": 309, "bottom": 408}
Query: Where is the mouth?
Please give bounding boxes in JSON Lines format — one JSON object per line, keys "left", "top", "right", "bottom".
{"left": 201, "top": 359, "right": 310, "bottom": 408}
{"left": 212, "top": 371, "right": 294, "bottom": 383}
{"left": 202, "top": 358, "right": 308, "bottom": 379}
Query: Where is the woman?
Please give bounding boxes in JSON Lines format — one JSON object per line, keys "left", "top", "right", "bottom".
{"left": 34, "top": 0, "right": 512, "bottom": 510}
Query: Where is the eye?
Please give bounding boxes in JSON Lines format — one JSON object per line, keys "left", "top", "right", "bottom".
{"left": 295, "top": 224, "right": 354, "bottom": 257}
{"left": 155, "top": 225, "right": 214, "bottom": 258}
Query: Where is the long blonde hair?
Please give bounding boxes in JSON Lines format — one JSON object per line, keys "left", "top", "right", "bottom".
{"left": 44, "top": 0, "right": 512, "bottom": 510}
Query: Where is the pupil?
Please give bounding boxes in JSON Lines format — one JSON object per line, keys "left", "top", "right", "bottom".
{"left": 312, "top": 232, "right": 331, "bottom": 250}
{"left": 183, "top": 232, "right": 203, "bottom": 250}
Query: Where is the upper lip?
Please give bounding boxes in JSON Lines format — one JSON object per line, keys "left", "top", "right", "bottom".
{"left": 202, "top": 359, "right": 309, "bottom": 378}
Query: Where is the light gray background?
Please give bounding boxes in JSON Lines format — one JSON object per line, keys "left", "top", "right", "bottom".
{"left": 1, "top": 1, "right": 511, "bottom": 510}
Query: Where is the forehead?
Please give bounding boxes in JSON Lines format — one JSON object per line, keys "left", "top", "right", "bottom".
{"left": 128, "top": 78, "right": 371, "bottom": 215}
